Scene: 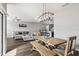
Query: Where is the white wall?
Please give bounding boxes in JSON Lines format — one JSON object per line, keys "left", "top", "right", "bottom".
{"left": 7, "top": 19, "right": 44, "bottom": 37}
{"left": 54, "top": 3, "right": 79, "bottom": 49}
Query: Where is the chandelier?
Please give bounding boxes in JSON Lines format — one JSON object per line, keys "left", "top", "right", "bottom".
{"left": 38, "top": 3, "right": 54, "bottom": 22}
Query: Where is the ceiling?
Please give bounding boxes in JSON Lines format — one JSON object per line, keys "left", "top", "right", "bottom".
{"left": 7, "top": 3, "right": 66, "bottom": 22}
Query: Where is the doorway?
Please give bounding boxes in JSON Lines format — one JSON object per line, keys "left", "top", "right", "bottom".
{"left": 0, "top": 12, "right": 3, "bottom": 56}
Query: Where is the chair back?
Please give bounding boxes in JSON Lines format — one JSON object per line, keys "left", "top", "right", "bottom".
{"left": 64, "top": 36, "right": 76, "bottom": 56}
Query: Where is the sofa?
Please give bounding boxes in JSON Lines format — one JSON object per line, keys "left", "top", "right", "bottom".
{"left": 13, "top": 31, "right": 34, "bottom": 41}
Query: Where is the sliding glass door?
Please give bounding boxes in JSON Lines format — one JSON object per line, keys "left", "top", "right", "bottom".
{"left": 0, "top": 12, "right": 3, "bottom": 56}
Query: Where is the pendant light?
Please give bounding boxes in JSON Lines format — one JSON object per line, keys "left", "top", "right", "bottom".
{"left": 38, "top": 3, "right": 54, "bottom": 22}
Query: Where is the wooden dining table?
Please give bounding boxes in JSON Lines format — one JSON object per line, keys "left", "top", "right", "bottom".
{"left": 47, "top": 38, "right": 66, "bottom": 46}
{"left": 30, "top": 36, "right": 67, "bottom": 56}
{"left": 35, "top": 36, "right": 66, "bottom": 47}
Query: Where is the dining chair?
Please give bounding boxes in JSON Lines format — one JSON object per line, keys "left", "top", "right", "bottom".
{"left": 54, "top": 36, "right": 77, "bottom": 56}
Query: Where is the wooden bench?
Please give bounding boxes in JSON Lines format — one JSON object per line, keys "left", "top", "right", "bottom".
{"left": 30, "top": 41, "right": 56, "bottom": 56}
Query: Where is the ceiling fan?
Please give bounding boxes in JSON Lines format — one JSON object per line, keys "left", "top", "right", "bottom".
{"left": 62, "top": 3, "right": 70, "bottom": 7}
{"left": 13, "top": 16, "right": 21, "bottom": 22}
